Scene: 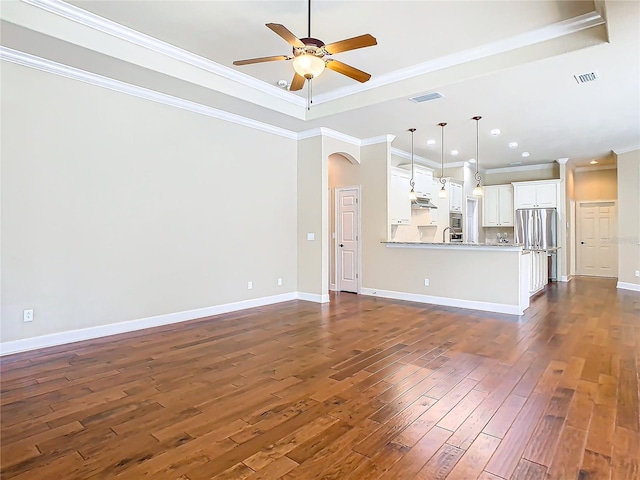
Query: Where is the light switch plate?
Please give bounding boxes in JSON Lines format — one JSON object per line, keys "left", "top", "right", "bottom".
{"left": 307, "top": 233, "right": 315, "bottom": 241}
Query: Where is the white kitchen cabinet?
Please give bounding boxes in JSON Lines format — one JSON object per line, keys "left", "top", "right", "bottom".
{"left": 389, "top": 168, "right": 411, "bottom": 225}
{"left": 447, "top": 180, "right": 463, "bottom": 212}
{"left": 414, "top": 169, "right": 433, "bottom": 197}
{"left": 482, "top": 184, "right": 514, "bottom": 227}
{"left": 427, "top": 179, "right": 440, "bottom": 226}
{"left": 529, "top": 251, "right": 549, "bottom": 296}
{"left": 513, "top": 180, "right": 560, "bottom": 209}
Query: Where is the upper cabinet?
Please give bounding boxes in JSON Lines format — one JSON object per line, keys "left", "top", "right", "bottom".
{"left": 483, "top": 184, "right": 514, "bottom": 226}
{"left": 448, "top": 181, "right": 463, "bottom": 212}
{"left": 389, "top": 168, "right": 411, "bottom": 225}
{"left": 513, "top": 180, "right": 560, "bottom": 209}
{"left": 414, "top": 169, "right": 433, "bottom": 197}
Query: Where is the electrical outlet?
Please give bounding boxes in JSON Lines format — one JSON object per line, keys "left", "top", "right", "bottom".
{"left": 23, "top": 309, "right": 33, "bottom": 322}
{"left": 277, "top": 278, "right": 283, "bottom": 286}
{"left": 635, "top": 270, "right": 640, "bottom": 278}
{"left": 424, "top": 279, "right": 430, "bottom": 287}
{"left": 247, "top": 281, "right": 253, "bottom": 290}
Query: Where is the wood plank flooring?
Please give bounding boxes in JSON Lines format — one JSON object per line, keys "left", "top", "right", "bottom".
{"left": 1, "top": 277, "right": 638, "bottom": 479}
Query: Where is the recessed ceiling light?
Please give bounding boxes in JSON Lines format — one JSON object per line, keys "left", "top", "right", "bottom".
{"left": 468, "top": 158, "right": 476, "bottom": 163}
{"left": 427, "top": 139, "right": 436, "bottom": 146}
{"left": 277, "top": 79, "right": 288, "bottom": 88}
{"left": 490, "top": 129, "right": 501, "bottom": 136}
{"left": 509, "top": 142, "right": 518, "bottom": 148}
{"left": 522, "top": 152, "right": 530, "bottom": 158}
{"left": 590, "top": 160, "right": 598, "bottom": 164}
{"left": 450, "top": 150, "right": 459, "bottom": 156}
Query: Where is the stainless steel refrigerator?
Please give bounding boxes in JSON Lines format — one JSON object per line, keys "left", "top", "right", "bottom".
{"left": 515, "top": 208, "right": 557, "bottom": 250}
{"left": 515, "top": 208, "right": 558, "bottom": 280}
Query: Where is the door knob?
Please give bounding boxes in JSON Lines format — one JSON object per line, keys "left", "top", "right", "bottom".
{"left": 581, "top": 241, "right": 585, "bottom": 244}
{"left": 339, "top": 244, "right": 344, "bottom": 247}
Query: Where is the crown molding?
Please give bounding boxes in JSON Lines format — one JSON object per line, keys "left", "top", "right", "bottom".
{"left": 613, "top": 145, "right": 640, "bottom": 155}
{"left": 312, "top": 11, "right": 605, "bottom": 104}
{"left": 485, "top": 163, "right": 557, "bottom": 174}
{"left": 2, "top": 47, "right": 404, "bottom": 150}
{"left": 298, "top": 127, "right": 361, "bottom": 146}
{"left": 556, "top": 158, "right": 569, "bottom": 164}
{"left": 361, "top": 134, "right": 396, "bottom": 146}
{"left": 21, "top": 0, "right": 306, "bottom": 109}
{"left": 297, "top": 129, "right": 396, "bottom": 147}
{"left": 0, "top": 47, "right": 299, "bottom": 140}
{"left": 390, "top": 147, "right": 440, "bottom": 169}
{"left": 20, "top": 0, "right": 604, "bottom": 112}
{"left": 574, "top": 165, "right": 617, "bottom": 172}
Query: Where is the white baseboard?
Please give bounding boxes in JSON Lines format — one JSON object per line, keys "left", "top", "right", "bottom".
{"left": 297, "top": 292, "right": 330, "bottom": 303}
{"left": 560, "top": 276, "right": 572, "bottom": 282}
{"left": 329, "top": 283, "right": 337, "bottom": 291}
{"left": 617, "top": 281, "right": 640, "bottom": 292}
{"left": 0, "top": 292, "right": 298, "bottom": 356}
{"left": 360, "top": 288, "right": 525, "bottom": 315}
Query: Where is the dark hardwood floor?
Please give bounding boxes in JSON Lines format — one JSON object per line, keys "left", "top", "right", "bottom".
{"left": 1, "top": 277, "right": 638, "bottom": 479}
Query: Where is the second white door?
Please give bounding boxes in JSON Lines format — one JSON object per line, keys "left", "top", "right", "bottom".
{"left": 337, "top": 187, "right": 360, "bottom": 293}
{"left": 577, "top": 201, "right": 617, "bottom": 277}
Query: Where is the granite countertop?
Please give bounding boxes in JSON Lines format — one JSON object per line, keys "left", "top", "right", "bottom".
{"left": 383, "top": 241, "right": 524, "bottom": 247}
{"left": 382, "top": 241, "right": 525, "bottom": 251}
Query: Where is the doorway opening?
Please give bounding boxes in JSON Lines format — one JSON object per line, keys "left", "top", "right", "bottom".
{"left": 465, "top": 196, "right": 479, "bottom": 243}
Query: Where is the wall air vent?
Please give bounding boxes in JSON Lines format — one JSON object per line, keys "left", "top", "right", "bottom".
{"left": 409, "top": 92, "right": 444, "bottom": 103}
{"left": 574, "top": 71, "right": 599, "bottom": 84}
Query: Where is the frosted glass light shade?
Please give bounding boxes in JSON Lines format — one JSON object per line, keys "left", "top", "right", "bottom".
{"left": 293, "top": 55, "right": 325, "bottom": 79}
{"left": 439, "top": 186, "right": 447, "bottom": 199}
{"left": 409, "top": 189, "right": 417, "bottom": 201}
{"left": 473, "top": 183, "right": 483, "bottom": 196}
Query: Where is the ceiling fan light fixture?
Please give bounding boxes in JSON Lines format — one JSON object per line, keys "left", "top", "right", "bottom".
{"left": 293, "top": 54, "right": 325, "bottom": 79}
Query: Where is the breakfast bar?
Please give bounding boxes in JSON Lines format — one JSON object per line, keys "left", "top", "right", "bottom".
{"left": 360, "top": 241, "right": 531, "bottom": 315}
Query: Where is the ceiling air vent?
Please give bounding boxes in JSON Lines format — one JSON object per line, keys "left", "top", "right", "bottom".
{"left": 574, "top": 71, "right": 599, "bottom": 84}
{"left": 409, "top": 92, "right": 444, "bottom": 103}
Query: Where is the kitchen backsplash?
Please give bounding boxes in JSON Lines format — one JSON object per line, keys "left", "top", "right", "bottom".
{"left": 484, "top": 227, "right": 515, "bottom": 244}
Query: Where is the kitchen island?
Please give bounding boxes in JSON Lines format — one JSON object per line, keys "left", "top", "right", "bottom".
{"left": 360, "top": 241, "right": 531, "bottom": 315}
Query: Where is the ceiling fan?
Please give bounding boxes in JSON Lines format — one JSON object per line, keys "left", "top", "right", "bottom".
{"left": 232, "top": 0, "right": 377, "bottom": 92}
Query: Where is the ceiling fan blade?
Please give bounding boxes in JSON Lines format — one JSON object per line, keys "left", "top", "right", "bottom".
{"left": 266, "top": 23, "right": 305, "bottom": 48}
{"left": 325, "top": 59, "right": 371, "bottom": 83}
{"left": 233, "top": 55, "right": 290, "bottom": 66}
{"left": 324, "top": 34, "right": 377, "bottom": 55}
{"left": 290, "top": 72, "right": 305, "bottom": 91}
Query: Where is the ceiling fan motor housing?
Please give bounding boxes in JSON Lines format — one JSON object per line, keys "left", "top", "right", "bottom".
{"left": 294, "top": 38, "right": 327, "bottom": 58}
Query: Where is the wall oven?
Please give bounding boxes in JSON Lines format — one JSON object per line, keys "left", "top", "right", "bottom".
{"left": 449, "top": 213, "right": 463, "bottom": 242}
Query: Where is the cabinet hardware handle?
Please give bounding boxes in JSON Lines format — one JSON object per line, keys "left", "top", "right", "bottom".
{"left": 339, "top": 244, "right": 344, "bottom": 247}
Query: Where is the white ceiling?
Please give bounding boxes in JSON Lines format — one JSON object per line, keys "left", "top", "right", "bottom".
{"left": 1, "top": 0, "right": 639, "bottom": 169}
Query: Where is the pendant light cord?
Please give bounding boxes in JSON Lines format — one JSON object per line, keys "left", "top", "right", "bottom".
{"left": 308, "top": 0, "right": 311, "bottom": 37}
{"left": 438, "top": 123, "right": 447, "bottom": 186}
{"left": 473, "top": 116, "right": 482, "bottom": 183}
{"left": 409, "top": 128, "right": 416, "bottom": 191}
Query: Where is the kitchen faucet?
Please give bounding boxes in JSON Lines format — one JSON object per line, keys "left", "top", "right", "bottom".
{"left": 442, "top": 226, "right": 454, "bottom": 243}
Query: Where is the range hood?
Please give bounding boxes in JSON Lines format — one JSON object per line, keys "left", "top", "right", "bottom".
{"left": 411, "top": 196, "right": 438, "bottom": 209}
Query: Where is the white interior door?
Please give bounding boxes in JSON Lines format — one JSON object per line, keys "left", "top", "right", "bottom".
{"left": 337, "top": 187, "right": 360, "bottom": 293}
{"left": 577, "top": 201, "right": 617, "bottom": 277}
{"left": 465, "top": 197, "right": 478, "bottom": 243}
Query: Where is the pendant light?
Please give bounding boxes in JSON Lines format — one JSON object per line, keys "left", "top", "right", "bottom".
{"left": 438, "top": 122, "right": 447, "bottom": 199}
{"left": 408, "top": 128, "right": 417, "bottom": 201}
{"left": 472, "top": 116, "right": 483, "bottom": 197}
